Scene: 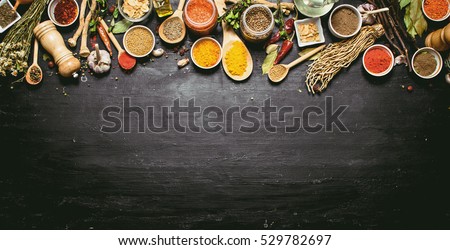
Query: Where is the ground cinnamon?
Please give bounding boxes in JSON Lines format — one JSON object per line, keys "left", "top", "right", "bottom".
{"left": 413, "top": 52, "right": 437, "bottom": 76}
{"left": 331, "top": 8, "right": 359, "bottom": 36}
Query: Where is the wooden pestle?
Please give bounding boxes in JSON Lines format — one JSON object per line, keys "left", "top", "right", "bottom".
{"left": 34, "top": 21, "right": 81, "bottom": 78}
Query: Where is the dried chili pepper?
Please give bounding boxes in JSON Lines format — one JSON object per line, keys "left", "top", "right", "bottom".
{"left": 97, "top": 24, "right": 113, "bottom": 56}
{"left": 274, "top": 39, "right": 294, "bottom": 64}
{"left": 284, "top": 18, "right": 295, "bottom": 34}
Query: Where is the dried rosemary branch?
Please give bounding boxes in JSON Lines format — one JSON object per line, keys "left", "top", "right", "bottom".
{"left": 0, "top": 0, "right": 48, "bottom": 77}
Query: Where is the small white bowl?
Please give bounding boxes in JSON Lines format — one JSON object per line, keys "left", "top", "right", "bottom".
{"left": 328, "top": 4, "right": 362, "bottom": 39}
{"left": 48, "top": 0, "right": 79, "bottom": 27}
{"left": 412, "top": 47, "right": 443, "bottom": 79}
{"left": 294, "top": 18, "right": 325, "bottom": 47}
{"left": 190, "top": 37, "right": 222, "bottom": 69}
{"left": 0, "top": 0, "right": 21, "bottom": 34}
{"left": 422, "top": 0, "right": 450, "bottom": 22}
{"left": 362, "top": 44, "right": 394, "bottom": 77}
{"left": 123, "top": 25, "right": 156, "bottom": 58}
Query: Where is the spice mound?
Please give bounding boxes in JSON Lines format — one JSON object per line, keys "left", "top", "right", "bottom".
{"left": 225, "top": 41, "right": 247, "bottom": 76}
{"left": 54, "top": 0, "right": 78, "bottom": 25}
{"left": 125, "top": 27, "right": 154, "bottom": 57}
{"left": 162, "top": 18, "right": 183, "bottom": 41}
{"left": 192, "top": 39, "right": 221, "bottom": 68}
{"left": 364, "top": 47, "right": 392, "bottom": 74}
{"left": 123, "top": 0, "right": 150, "bottom": 19}
{"left": 331, "top": 8, "right": 359, "bottom": 36}
{"left": 29, "top": 66, "right": 42, "bottom": 84}
{"left": 298, "top": 22, "right": 320, "bottom": 43}
{"left": 0, "top": 3, "right": 18, "bottom": 28}
{"left": 414, "top": 52, "right": 437, "bottom": 76}
{"left": 424, "top": 0, "right": 449, "bottom": 20}
{"left": 269, "top": 64, "right": 287, "bottom": 81}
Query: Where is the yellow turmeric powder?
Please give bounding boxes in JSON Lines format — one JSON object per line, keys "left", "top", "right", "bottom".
{"left": 225, "top": 41, "right": 247, "bottom": 76}
{"left": 192, "top": 39, "right": 221, "bottom": 68}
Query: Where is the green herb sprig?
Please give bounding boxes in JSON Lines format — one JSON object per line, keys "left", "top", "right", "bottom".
{"left": 218, "top": 0, "right": 251, "bottom": 30}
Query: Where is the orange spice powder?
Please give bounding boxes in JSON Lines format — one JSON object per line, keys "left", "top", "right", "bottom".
{"left": 186, "top": 0, "right": 214, "bottom": 23}
{"left": 424, "top": 0, "right": 449, "bottom": 19}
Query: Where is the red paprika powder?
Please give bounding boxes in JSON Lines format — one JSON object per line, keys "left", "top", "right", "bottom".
{"left": 54, "top": 0, "right": 78, "bottom": 25}
{"left": 424, "top": 0, "right": 449, "bottom": 20}
{"left": 364, "top": 48, "right": 392, "bottom": 74}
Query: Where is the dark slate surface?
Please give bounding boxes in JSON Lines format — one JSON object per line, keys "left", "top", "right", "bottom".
{"left": 0, "top": 0, "right": 449, "bottom": 229}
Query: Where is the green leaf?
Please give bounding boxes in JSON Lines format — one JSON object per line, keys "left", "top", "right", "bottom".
{"left": 112, "top": 20, "right": 133, "bottom": 34}
{"left": 113, "top": 8, "right": 119, "bottom": 19}
{"left": 262, "top": 49, "right": 278, "bottom": 75}
{"left": 403, "top": 0, "right": 427, "bottom": 38}
{"left": 399, "top": 0, "right": 411, "bottom": 9}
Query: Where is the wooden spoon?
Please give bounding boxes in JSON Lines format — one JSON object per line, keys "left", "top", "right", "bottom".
{"left": 13, "top": 0, "right": 34, "bottom": 11}
{"left": 158, "top": 0, "right": 186, "bottom": 44}
{"left": 99, "top": 19, "right": 136, "bottom": 70}
{"left": 25, "top": 38, "right": 43, "bottom": 85}
{"left": 215, "top": 0, "right": 253, "bottom": 81}
{"left": 360, "top": 7, "right": 390, "bottom": 15}
{"left": 268, "top": 45, "right": 325, "bottom": 83}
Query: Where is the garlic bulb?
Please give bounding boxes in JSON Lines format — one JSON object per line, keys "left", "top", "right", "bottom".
{"left": 87, "top": 44, "right": 111, "bottom": 74}
{"left": 358, "top": 3, "right": 376, "bottom": 25}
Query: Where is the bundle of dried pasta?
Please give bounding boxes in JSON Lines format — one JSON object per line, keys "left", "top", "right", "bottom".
{"left": 305, "top": 24, "right": 385, "bottom": 94}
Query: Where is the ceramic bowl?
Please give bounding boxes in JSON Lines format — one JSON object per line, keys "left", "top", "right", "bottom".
{"left": 190, "top": 37, "right": 222, "bottom": 69}
{"left": 48, "top": 0, "right": 79, "bottom": 27}
{"left": 422, "top": 0, "right": 450, "bottom": 22}
{"left": 411, "top": 47, "right": 443, "bottom": 79}
{"left": 294, "top": 17, "right": 325, "bottom": 47}
{"left": 362, "top": 44, "right": 394, "bottom": 77}
{"left": 0, "top": 0, "right": 21, "bottom": 33}
{"left": 123, "top": 25, "right": 155, "bottom": 58}
{"left": 118, "top": 0, "right": 153, "bottom": 23}
{"left": 328, "top": 4, "right": 362, "bottom": 39}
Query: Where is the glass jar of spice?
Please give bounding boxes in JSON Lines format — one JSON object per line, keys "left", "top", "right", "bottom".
{"left": 183, "top": 0, "right": 218, "bottom": 36}
{"left": 240, "top": 4, "right": 274, "bottom": 43}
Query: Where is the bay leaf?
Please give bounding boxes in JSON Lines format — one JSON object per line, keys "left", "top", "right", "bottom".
{"left": 112, "top": 20, "right": 133, "bottom": 34}
{"left": 262, "top": 49, "right": 278, "bottom": 75}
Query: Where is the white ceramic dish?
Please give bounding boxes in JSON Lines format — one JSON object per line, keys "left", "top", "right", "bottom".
{"left": 48, "top": 0, "right": 79, "bottom": 27}
{"left": 294, "top": 0, "right": 334, "bottom": 18}
{"left": 190, "top": 37, "right": 222, "bottom": 69}
{"left": 328, "top": 4, "right": 362, "bottom": 39}
{"left": 362, "top": 44, "right": 394, "bottom": 77}
{"left": 0, "top": 0, "right": 21, "bottom": 34}
{"left": 123, "top": 25, "right": 155, "bottom": 58}
{"left": 118, "top": 0, "right": 153, "bottom": 23}
{"left": 412, "top": 47, "right": 443, "bottom": 79}
{"left": 294, "top": 18, "right": 325, "bottom": 47}
{"left": 422, "top": 0, "right": 450, "bottom": 22}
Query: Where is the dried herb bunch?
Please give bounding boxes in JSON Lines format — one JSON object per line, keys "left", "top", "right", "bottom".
{"left": 0, "top": 0, "right": 48, "bottom": 77}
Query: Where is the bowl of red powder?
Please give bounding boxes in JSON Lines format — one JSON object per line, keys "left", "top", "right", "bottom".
{"left": 48, "top": 0, "right": 79, "bottom": 27}
{"left": 362, "top": 44, "right": 394, "bottom": 77}
{"left": 422, "top": 0, "right": 450, "bottom": 22}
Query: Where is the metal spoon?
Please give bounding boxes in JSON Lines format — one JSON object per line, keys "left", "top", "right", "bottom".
{"left": 268, "top": 45, "right": 325, "bottom": 83}
{"left": 25, "top": 38, "right": 43, "bottom": 85}
{"left": 158, "top": 0, "right": 186, "bottom": 44}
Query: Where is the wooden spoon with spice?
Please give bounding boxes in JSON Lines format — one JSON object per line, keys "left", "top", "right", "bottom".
{"left": 158, "top": 0, "right": 186, "bottom": 44}
{"left": 25, "top": 38, "right": 43, "bottom": 85}
{"left": 99, "top": 18, "right": 136, "bottom": 70}
{"left": 215, "top": 0, "right": 253, "bottom": 81}
{"left": 268, "top": 45, "right": 325, "bottom": 83}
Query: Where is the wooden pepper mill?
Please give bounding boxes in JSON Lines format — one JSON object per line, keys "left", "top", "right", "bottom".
{"left": 33, "top": 21, "right": 81, "bottom": 78}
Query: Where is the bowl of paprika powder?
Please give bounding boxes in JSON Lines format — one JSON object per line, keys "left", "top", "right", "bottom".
{"left": 48, "top": 0, "right": 79, "bottom": 27}
{"left": 362, "top": 44, "right": 394, "bottom": 77}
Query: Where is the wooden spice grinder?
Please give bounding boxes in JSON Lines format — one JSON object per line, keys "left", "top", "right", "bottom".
{"left": 33, "top": 21, "right": 81, "bottom": 78}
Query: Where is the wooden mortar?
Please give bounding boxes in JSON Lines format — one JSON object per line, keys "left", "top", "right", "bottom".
{"left": 33, "top": 21, "right": 81, "bottom": 78}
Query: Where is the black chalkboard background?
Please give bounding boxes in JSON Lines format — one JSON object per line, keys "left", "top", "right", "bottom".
{"left": 0, "top": 0, "right": 449, "bottom": 229}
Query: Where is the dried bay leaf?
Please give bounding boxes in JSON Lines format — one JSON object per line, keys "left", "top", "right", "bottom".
{"left": 262, "top": 49, "right": 278, "bottom": 75}
{"left": 298, "top": 47, "right": 322, "bottom": 61}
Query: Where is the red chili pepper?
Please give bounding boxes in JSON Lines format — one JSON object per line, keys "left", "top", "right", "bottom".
{"left": 274, "top": 39, "right": 293, "bottom": 64}
{"left": 284, "top": 18, "right": 295, "bottom": 34}
{"left": 266, "top": 31, "right": 281, "bottom": 47}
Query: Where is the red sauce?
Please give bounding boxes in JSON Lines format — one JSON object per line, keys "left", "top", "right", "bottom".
{"left": 186, "top": 0, "right": 214, "bottom": 23}
{"left": 54, "top": 0, "right": 78, "bottom": 25}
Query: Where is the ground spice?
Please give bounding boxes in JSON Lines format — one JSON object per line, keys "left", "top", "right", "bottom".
{"left": 245, "top": 6, "right": 271, "bottom": 32}
{"left": 125, "top": 27, "right": 154, "bottom": 56}
{"left": 225, "top": 41, "right": 247, "bottom": 76}
{"left": 269, "top": 64, "right": 287, "bottom": 81}
{"left": 364, "top": 48, "right": 392, "bottom": 73}
{"left": 162, "top": 18, "right": 183, "bottom": 41}
{"left": 413, "top": 52, "right": 437, "bottom": 76}
{"left": 424, "top": 0, "right": 449, "bottom": 19}
{"left": 54, "top": 0, "right": 78, "bottom": 25}
{"left": 119, "top": 53, "right": 136, "bottom": 70}
{"left": 192, "top": 39, "right": 220, "bottom": 68}
{"left": 0, "top": 3, "right": 17, "bottom": 28}
{"left": 186, "top": 0, "right": 214, "bottom": 23}
{"left": 331, "top": 8, "right": 359, "bottom": 35}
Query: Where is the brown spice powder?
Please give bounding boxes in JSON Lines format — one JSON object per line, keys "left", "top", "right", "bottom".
{"left": 413, "top": 52, "right": 437, "bottom": 76}
{"left": 163, "top": 18, "right": 183, "bottom": 41}
{"left": 331, "top": 8, "right": 359, "bottom": 36}
{"left": 0, "top": 4, "right": 18, "bottom": 28}
{"left": 269, "top": 64, "right": 287, "bottom": 81}
{"left": 125, "top": 27, "right": 154, "bottom": 56}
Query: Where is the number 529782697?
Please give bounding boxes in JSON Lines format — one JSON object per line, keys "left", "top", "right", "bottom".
{"left": 260, "top": 235, "right": 331, "bottom": 246}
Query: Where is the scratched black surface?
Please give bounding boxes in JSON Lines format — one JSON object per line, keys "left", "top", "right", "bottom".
{"left": 0, "top": 0, "right": 449, "bottom": 229}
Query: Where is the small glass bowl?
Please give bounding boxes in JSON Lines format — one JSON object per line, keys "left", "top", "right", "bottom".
{"left": 118, "top": 0, "right": 153, "bottom": 23}
{"left": 240, "top": 4, "right": 274, "bottom": 43}
{"left": 183, "top": 0, "right": 218, "bottom": 36}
